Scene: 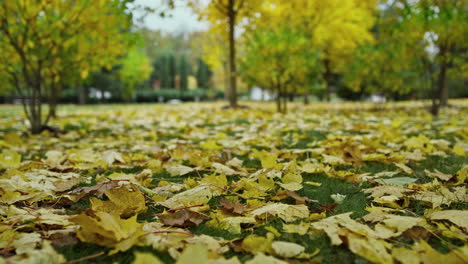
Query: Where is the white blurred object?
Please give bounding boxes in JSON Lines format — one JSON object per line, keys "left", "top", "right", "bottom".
{"left": 369, "top": 94, "right": 386, "bottom": 103}
{"left": 168, "top": 99, "right": 183, "bottom": 104}
{"left": 250, "top": 87, "right": 274, "bottom": 101}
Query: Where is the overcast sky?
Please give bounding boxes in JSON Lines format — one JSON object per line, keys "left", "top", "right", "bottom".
{"left": 132, "top": 0, "right": 209, "bottom": 34}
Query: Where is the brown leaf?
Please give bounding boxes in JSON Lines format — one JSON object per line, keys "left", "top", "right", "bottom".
{"left": 220, "top": 197, "right": 247, "bottom": 215}
{"left": 403, "top": 226, "right": 431, "bottom": 241}
{"left": 49, "top": 233, "right": 79, "bottom": 248}
{"left": 159, "top": 209, "right": 208, "bottom": 227}
{"left": 313, "top": 203, "right": 338, "bottom": 214}
{"left": 69, "top": 180, "right": 121, "bottom": 201}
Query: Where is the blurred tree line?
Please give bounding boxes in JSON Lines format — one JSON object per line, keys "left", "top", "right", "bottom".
{"left": 58, "top": 30, "right": 215, "bottom": 104}
{"left": 193, "top": 0, "right": 467, "bottom": 112}
{"left": 0, "top": 0, "right": 466, "bottom": 133}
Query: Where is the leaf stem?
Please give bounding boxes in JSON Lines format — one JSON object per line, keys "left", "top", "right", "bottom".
{"left": 167, "top": 204, "right": 205, "bottom": 213}
{"left": 151, "top": 230, "right": 195, "bottom": 237}
{"left": 205, "top": 183, "right": 248, "bottom": 200}
{"left": 64, "top": 251, "right": 104, "bottom": 264}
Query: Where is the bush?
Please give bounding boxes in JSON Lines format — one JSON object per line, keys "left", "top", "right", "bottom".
{"left": 135, "top": 89, "right": 206, "bottom": 102}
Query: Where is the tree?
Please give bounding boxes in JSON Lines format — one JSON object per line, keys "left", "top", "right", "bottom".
{"left": 179, "top": 54, "right": 189, "bottom": 91}
{"left": 167, "top": 53, "right": 177, "bottom": 89}
{"left": 342, "top": 3, "right": 427, "bottom": 100}
{"left": 0, "top": 0, "right": 133, "bottom": 133}
{"left": 342, "top": 0, "right": 467, "bottom": 114}
{"left": 240, "top": 26, "right": 320, "bottom": 113}
{"left": 194, "top": 0, "right": 264, "bottom": 107}
{"left": 412, "top": 0, "right": 467, "bottom": 110}
{"left": 196, "top": 58, "right": 212, "bottom": 89}
{"left": 263, "top": 0, "right": 376, "bottom": 101}
{"left": 118, "top": 49, "right": 153, "bottom": 101}
{"left": 152, "top": 54, "right": 170, "bottom": 89}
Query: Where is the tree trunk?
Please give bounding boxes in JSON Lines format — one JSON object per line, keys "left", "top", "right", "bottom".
{"left": 276, "top": 92, "right": 281, "bottom": 112}
{"left": 30, "top": 117, "right": 42, "bottom": 134}
{"left": 49, "top": 85, "right": 58, "bottom": 118}
{"left": 324, "top": 59, "right": 332, "bottom": 102}
{"left": 23, "top": 99, "right": 41, "bottom": 134}
{"left": 438, "top": 44, "right": 449, "bottom": 107}
{"left": 303, "top": 94, "right": 309, "bottom": 105}
{"left": 223, "top": 61, "right": 229, "bottom": 101}
{"left": 50, "top": 102, "right": 57, "bottom": 118}
{"left": 29, "top": 82, "right": 43, "bottom": 134}
{"left": 227, "top": 0, "right": 237, "bottom": 107}
{"left": 282, "top": 94, "right": 288, "bottom": 114}
{"left": 78, "top": 85, "right": 87, "bottom": 105}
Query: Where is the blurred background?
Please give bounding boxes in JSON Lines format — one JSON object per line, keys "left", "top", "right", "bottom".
{"left": 0, "top": 0, "right": 466, "bottom": 117}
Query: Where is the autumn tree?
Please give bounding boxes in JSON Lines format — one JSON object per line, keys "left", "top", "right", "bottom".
{"left": 179, "top": 54, "right": 189, "bottom": 91}
{"left": 0, "top": 0, "right": 133, "bottom": 133}
{"left": 194, "top": 0, "right": 264, "bottom": 107}
{"left": 411, "top": 0, "right": 467, "bottom": 111}
{"left": 343, "top": 0, "right": 467, "bottom": 113}
{"left": 343, "top": 3, "right": 427, "bottom": 100}
{"left": 196, "top": 58, "right": 212, "bottom": 89}
{"left": 118, "top": 49, "right": 153, "bottom": 101}
{"left": 240, "top": 26, "right": 320, "bottom": 113}
{"left": 262, "top": 0, "right": 376, "bottom": 101}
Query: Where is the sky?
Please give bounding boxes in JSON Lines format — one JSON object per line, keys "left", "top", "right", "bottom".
{"left": 132, "top": 0, "right": 209, "bottom": 34}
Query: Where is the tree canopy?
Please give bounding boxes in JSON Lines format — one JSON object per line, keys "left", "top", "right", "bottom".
{"left": 0, "top": 0, "right": 134, "bottom": 133}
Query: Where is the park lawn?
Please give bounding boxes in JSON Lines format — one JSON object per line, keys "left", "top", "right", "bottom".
{"left": 0, "top": 101, "right": 467, "bottom": 264}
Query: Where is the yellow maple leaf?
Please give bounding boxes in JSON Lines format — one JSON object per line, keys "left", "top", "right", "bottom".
{"left": 90, "top": 184, "right": 147, "bottom": 218}
{"left": 250, "top": 203, "right": 309, "bottom": 222}
{"left": 201, "top": 173, "right": 228, "bottom": 188}
{"left": 427, "top": 210, "right": 468, "bottom": 231}
{"left": 241, "top": 233, "right": 274, "bottom": 254}
{"left": 346, "top": 232, "right": 393, "bottom": 264}
{"left": 71, "top": 212, "right": 145, "bottom": 254}
{"left": 280, "top": 173, "right": 303, "bottom": 191}
{"left": 252, "top": 149, "right": 282, "bottom": 170}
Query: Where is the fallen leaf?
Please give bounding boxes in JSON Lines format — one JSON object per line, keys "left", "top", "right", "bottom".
{"left": 427, "top": 210, "right": 468, "bottom": 231}
{"left": 166, "top": 165, "right": 194, "bottom": 176}
{"left": 271, "top": 241, "right": 305, "bottom": 258}
{"left": 250, "top": 203, "right": 309, "bottom": 222}
{"left": 159, "top": 209, "right": 208, "bottom": 227}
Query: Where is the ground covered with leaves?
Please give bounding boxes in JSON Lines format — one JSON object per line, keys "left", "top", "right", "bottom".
{"left": 0, "top": 101, "right": 467, "bottom": 264}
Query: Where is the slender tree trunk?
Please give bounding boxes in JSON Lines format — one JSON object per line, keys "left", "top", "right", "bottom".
{"left": 49, "top": 84, "right": 58, "bottom": 118}
{"left": 30, "top": 81, "right": 43, "bottom": 134}
{"left": 78, "top": 85, "right": 87, "bottom": 105}
{"left": 223, "top": 61, "right": 229, "bottom": 101}
{"left": 282, "top": 94, "right": 288, "bottom": 114}
{"left": 303, "top": 94, "right": 309, "bottom": 105}
{"left": 227, "top": 0, "right": 237, "bottom": 107}
{"left": 50, "top": 100, "right": 57, "bottom": 118}
{"left": 323, "top": 59, "right": 332, "bottom": 102}
{"left": 438, "top": 44, "right": 449, "bottom": 107}
{"left": 276, "top": 91, "right": 281, "bottom": 112}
